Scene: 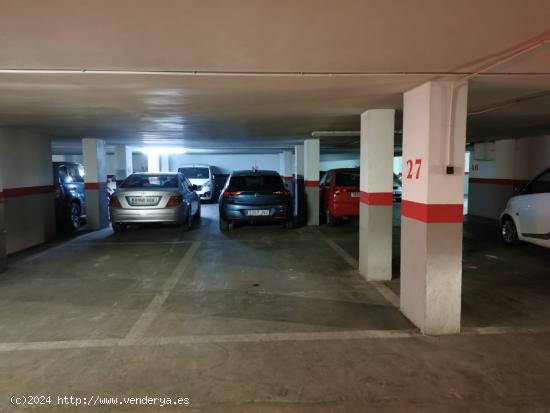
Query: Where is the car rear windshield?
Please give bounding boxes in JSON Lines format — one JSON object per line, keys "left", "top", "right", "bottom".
{"left": 120, "top": 175, "right": 178, "bottom": 188}
{"left": 228, "top": 175, "right": 285, "bottom": 191}
{"left": 335, "top": 172, "right": 359, "bottom": 187}
{"left": 179, "top": 167, "right": 209, "bottom": 179}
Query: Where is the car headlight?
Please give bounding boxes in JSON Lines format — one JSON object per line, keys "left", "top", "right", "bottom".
{"left": 203, "top": 181, "right": 212, "bottom": 188}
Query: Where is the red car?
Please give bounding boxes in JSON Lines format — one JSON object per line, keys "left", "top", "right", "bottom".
{"left": 319, "top": 168, "right": 360, "bottom": 225}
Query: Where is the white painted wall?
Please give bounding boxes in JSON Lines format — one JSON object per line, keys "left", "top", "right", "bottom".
{"left": 169, "top": 153, "right": 280, "bottom": 175}
{"left": 469, "top": 135, "right": 550, "bottom": 219}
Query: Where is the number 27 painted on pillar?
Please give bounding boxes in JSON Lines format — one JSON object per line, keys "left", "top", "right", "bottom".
{"left": 405, "top": 159, "right": 422, "bottom": 180}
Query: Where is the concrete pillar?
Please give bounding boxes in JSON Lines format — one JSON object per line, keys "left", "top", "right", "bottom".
{"left": 0, "top": 129, "right": 55, "bottom": 255}
{"left": 160, "top": 154, "right": 170, "bottom": 172}
{"left": 294, "top": 145, "right": 304, "bottom": 219}
{"left": 82, "top": 138, "right": 109, "bottom": 229}
{"left": 0, "top": 163, "right": 5, "bottom": 272}
{"left": 114, "top": 145, "right": 133, "bottom": 179}
{"left": 304, "top": 139, "right": 320, "bottom": 225}
{"left": 359, "top": 109, "right": 395, "bottom": 280}
{"left": 147, "top": 152, "right": 160, "bottom": 173}
{"left": 400, "top": 80, "right": 468, "bottom": 335}
{"left": 279, "top": 150, "right": 293, "bottom": 192}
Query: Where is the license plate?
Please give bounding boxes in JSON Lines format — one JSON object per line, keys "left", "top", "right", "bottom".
{"left": 350, "top": 192, "right": 360, "bottom": 197}
{"left": 246, "top": 209, "right": 270, "bottom": 216}
{"left": 128, "top": 196, "right": 159, "bottom": 205}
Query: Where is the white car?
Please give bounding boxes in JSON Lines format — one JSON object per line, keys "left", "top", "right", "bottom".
{"left": 500, "top": 167, "right": 550, "bottom": 248}
{"left": 178, "top": 164, "right": 215, "bottom": 201}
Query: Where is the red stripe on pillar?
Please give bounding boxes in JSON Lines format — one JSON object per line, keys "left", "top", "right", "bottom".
{"left": 469, "top": 177, "right": 529, "bottom": 186}
{"left": 304, "top": 180, "right": 319, "bottom": 187}
{"left": 401, "top": 200, "right": 463, "bottom": 224}
{"left": 1, "top": 185, "right": 55, "bottom": 198}
{"left": 360, "top": 191, "right": 393, "bottom": 206}
{"left": 85, "top": 182, "right": 107, "bottom": 190}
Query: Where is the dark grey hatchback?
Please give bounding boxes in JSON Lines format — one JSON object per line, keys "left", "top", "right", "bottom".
{"left": 218, "top": 170, "right": 293, "bottom": 231}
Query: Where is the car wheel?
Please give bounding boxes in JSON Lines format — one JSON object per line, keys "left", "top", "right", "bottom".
{"left": 69, "top": 202, "right": 81, "bottom": 230}
{"left": 501, "top": 217, "right": 520, "bottom": 246}
{"left": 112, "top": 223, "right": 125, "bottom": 234}
{"left": 219, "top": 217, "right": 230, "bottom": 232}
{"left": 326, "top": 207, "right": 337, "bottom": 226}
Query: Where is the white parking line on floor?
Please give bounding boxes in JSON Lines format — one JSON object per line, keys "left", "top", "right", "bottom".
{"left": 1, "top": 325, "right": 550, "bottom": 353}
{"left": 124, "top": 241, "right": 201, "bottom": 340}
{"left": 318, "top": 230, "right": 401, "bottom": 308}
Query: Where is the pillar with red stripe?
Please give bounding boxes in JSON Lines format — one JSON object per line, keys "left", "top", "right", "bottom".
{"left": 359, "top": 109, "right": 395, "bottom": 281}
{"left": 304, "top": 139, "right": 320, "bottom": 225}
{"left": 279, "top": 150, "right": 293, "bottom": 194}
{"left": 83, "top": 138, "right": 109, "bottom": 229}
{"left": 0, "top": 163, "right": 5, "bottom": 272}
{"left": 400, "top": 80, "right": 468, "bottom": 335}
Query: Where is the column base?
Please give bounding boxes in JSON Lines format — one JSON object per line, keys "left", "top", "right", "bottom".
{"left": 85, "top": 187, "right": 109, "bottom": 230}
{"left": 0, "top": 200, "right": 6, "bottom": 272}
{"left": 304, "top": 186, "right": 319, "bottom": 226}
{"left": 359, "top": 203, "right": 392, "bottom": 280}
{"left": 400, "top": 216, "right": 462, "bottom": 335}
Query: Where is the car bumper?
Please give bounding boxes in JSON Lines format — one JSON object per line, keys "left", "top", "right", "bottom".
{"left": 197, "top": 188, "right": 213, "bottom": 200}
{"left": 221, "top": 202, "right": 292, "bottom": 222}
{"left": 331, "top": 202, "right": 359, "bottom": 218}
{"left": 110, "top": 206, "right": 185, "bottom": 224}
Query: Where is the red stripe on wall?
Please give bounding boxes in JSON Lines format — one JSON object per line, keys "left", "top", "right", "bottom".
{"left": 0, "top": 185, "right": 55, "bottom": 198}
{"left": 469, "top": 177, "right": 529, "bottom": 186}
{"left": 360, "top": 191, "right": 393, "bottom": 206}
{"left": 304, "top": 180, "right": 319, "bottom": 187}
{"left": 401, "top": 200, "right": 463, "bottom": 224}
{"left": 85, "top": 182, "right": 107, "bottom": 190}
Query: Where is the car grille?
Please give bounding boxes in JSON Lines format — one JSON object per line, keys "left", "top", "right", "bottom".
{"left": 126, "top": 196, "right": 161, "bottom": 206}
{"left": 196, "top": 185, "right": 203, "bottom": 191}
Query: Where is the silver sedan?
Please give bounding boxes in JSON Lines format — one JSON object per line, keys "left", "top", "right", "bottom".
{"left": 109, "top": 173, "right": 200, "bottom": 233}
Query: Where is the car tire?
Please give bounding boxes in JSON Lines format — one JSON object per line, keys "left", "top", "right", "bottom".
{"left": 326, "top": 207, "right": 337, "bottom": 226}
{"left": 501, "top": 216, "right": 520, "bottom": 246}
{"left": 69, "top": 202, "right": 81, "bottom": 230}
{"left": 112, "top": 223, "right": 126, "bottom": 234}
{"left": 219, "top": 217, "right": 230, "bottom": 232}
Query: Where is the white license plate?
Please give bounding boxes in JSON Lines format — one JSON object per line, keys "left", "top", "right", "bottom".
{"left": 128, "top": 196, "right": 158, "bottom": 205}
{"left": 350, "top": 192, "right": 360, "bottom": 197}
{"left": 246, "top": 209, "right": 270, "bottom": 216}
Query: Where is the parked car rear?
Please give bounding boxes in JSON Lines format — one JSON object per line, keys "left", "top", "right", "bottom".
{"left": 52, "top": 162, "right": 86, "bottom": 230}
{"left": 320, "top": 168, "right": 360, "bottom": 225}
{"left": 218, "top": 170, "right": 292, "bottom": 231}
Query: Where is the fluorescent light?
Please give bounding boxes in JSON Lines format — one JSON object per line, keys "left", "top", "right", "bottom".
{"left": 138, "top": 146, "right": 187, "bottom": 155}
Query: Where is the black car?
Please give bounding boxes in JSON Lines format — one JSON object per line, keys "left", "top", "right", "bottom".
{"left": 53, "top": 162, "right": 86, "bottom": 230}
{"left": 218, "top": 170, "right": 293, "bottom": 231}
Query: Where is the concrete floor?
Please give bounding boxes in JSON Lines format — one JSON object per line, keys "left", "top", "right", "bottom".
{"left": 1, "top": 204, "right": 550, "bottom": 412}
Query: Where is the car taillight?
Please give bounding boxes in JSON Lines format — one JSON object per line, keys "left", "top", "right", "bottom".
{"left": 223, "top": 191, "right": 241, "bottom": 198}
{"left": 110, "top": 195, "right": 122, "bottom": 208}
{"left": 165, "top": 195, "right": 183, "bottom": 208}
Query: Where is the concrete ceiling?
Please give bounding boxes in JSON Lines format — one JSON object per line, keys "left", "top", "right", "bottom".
{"left": 1, "top": 0, "right": 550, "bottom": 151}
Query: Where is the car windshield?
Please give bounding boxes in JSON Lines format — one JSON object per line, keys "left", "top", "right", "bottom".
{"left": 228, "top": 175, "right": 284, "bottom": 191}
{"left": 179, "top": 167, "right": 209, "bottom": 179}
{"left": 120, "top": 174, "right": 178, "bottom": 188}
{"left": 335, "top": 172, "right": 359, "bottom": 187}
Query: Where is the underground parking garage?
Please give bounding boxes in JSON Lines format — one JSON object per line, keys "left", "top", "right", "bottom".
{"left": 1, "top": 1, "right": 550, "bottom": 411}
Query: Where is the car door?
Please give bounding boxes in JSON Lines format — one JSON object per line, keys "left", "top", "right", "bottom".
{"left": 319, "top": 171, "right": 332, "bottom": 211}
{"left": 68, "top": 164, "right": 86, "bottom": 214}
{"left": 516, "top": 168, "right": 550, "bottom": 246}
{"left": 182, "top": 176, "right": 199, "bottom": 214}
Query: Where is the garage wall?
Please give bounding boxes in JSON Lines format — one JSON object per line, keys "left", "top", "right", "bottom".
{"left": 0, "top": 129, "right": 56, "bottom": 254}
{"left": 320, "top": 153, "right": 360, "bottom": 171}
{"left": 169, "top": 153, "right": 280, "bottom": 174}
{"left": 469, "top": 135, "right": 550, "bottom": 219}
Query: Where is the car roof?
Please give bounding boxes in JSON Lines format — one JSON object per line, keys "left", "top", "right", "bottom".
{"left": 231, "top": 170, "right": 280, "bottom": 177}
{"left": 131, "top": 172, "right": 179, "bottom": 176}
{"left": 53, "top": 161, "right": 82, "bottom": 167}
{"left": 328, "top": 168, "right": 359, "bottom": 173}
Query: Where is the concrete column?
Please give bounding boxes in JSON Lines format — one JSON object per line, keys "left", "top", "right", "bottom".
{"left": 0, "top": 129, "right": 55, "bottom": 255}
{"left": 160, "top": 154, "right": 170, "bottom": 172}
{"left": 82, "top": 138, "right": 109, "bottom": 229}
{"left": 359, "top": 109, "right": 395, "bottom": 280}
{"left": 279, "top": 150, "right": 293, "bottom": 192}
{"left": 400, "top": 80, "right": 468, "bottom": 335}
{"left": 0, "top": 163, "right": 5, "bottom": 272}
{"left": 293, "top": 145, "right": 304, "bottom": 219}
{"left": 147, "top": 152, "right": 160, "bottom": 173}
{"left": 114, "top": 145, "right": 133, "bottom": 179}
{"left": 304, "top": 139, "right": 320, "bottom": 225}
